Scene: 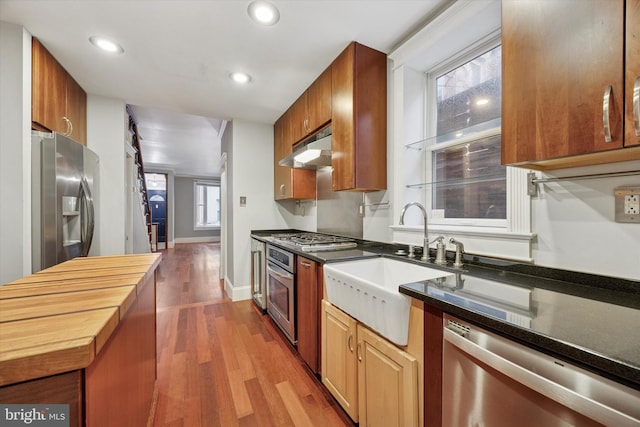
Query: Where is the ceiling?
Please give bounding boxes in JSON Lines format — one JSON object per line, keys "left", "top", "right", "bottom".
{"left": 0, "top": 0, "right": 449, "bottom": 177}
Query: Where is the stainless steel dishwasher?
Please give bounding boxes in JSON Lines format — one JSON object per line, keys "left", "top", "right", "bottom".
{"left": 442, "top": 314, "right": 640, "bottom": 427}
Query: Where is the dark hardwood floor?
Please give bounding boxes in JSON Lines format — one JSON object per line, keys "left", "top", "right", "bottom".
{"left": 151, "top": 243, "right": 354, "bottom": 427}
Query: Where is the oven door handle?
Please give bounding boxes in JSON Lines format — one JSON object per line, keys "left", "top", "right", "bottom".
{"left": 267, "top": 263, "right": 293, "bottom": 280}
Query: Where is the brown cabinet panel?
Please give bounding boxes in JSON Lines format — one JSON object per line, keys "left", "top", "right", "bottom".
{"left": 32, "top": 38, "right": 87, "bottom": 145}
{"left": 85, "top": 274, "right": 156, "bottom": 427}
{"left": 65, "top": 73, "right": 87, "bottom": 146}
{"left": 626, "top": 0, "right": 640, "bottom": 147}
{"left": 502, "top": 0, "right": 625, "bottom": 167}
{"left": 296, "top": 256, "right": 319, "bottom": 372}
{"left": 32, "top": 38, "right": 67, "bottom": 136}
{"left": 331, "top": 42, "right": 387, "bottom": 191}
{"left": 273, "top": 114, "right": 316, "bottom": 200}
{"left": 0, "top": 371, "right": 83, "bottom": 427}
{"left": 289, "top": 92, "right": 308, "bottom": 145}
{"left": 307, "top": 67, "right": 332, "bottom": 134}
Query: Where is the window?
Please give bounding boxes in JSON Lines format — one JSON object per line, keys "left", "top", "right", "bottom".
{"left": 427, "top": 44, "right": 505, "bottom": 226}
{"left": 194, "top": 181, "right": 220, "bottom": 230}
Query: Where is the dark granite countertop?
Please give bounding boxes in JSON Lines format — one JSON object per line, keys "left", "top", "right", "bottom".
{"left": 251, "top": 229, "right": 640, "bottom": 389}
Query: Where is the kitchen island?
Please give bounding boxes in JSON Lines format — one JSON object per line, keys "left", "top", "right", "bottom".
{"left": 0, "top": 253, "right": 161, "bottom": 427}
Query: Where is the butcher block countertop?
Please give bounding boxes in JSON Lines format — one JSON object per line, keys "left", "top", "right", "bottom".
{"left": 0, "top": 253, "right": 162, "bottom": 387}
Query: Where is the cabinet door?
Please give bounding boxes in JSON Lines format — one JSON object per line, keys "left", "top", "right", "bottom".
{"left": 626, "top": 0, "right": 640, "bottom": 147}
{"left": 502, "top": 0, "right": 625, "bottom": 165}
{"left": 289, "top": 92, "right": 308, "bottom": 145}
{"left": 321, "top": 300, "right": 359, "bottom": 422}
{"left": 307, "top": 67, "right": 332, "bottom": 134}
{"left": 65, "top": 73, "right": 87, "bottom": 146}
{"left": 32, "top": 38, "right": 67, "bottom": 135}
{"left": 274, "top": 115, "right": 292, "bottom": 199}
{"left": 297, "top": 256, "right": 318, "bottom": 372}
{"left": 331, "top": 42, "right": 387, "bottom": 191}
{"left": 274, "top": 112, "right": 316, "bottom": 200}
{"left": 357, "top": 325, "right": 418, "bottom": 427}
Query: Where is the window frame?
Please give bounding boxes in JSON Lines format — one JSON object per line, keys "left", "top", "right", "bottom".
{"left": 193, "top": 180, "right": 221, "bottom": 231}
{"left": 424, "top": 38, "right": 506, "bottom": 228}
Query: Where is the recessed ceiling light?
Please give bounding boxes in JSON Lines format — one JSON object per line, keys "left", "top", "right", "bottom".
{"left": 247, "top": 1, "right": 280, "bottom": 26}
{"left": 89, "top": 36, "right": 124, "bottom": 54}
{"left": 230, "top": 72, "right": 251, "bottom": 84}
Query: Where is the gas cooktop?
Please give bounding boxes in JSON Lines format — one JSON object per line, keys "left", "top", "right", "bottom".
{"left": 269, "top": 232, "right": 358, "bottom": 252}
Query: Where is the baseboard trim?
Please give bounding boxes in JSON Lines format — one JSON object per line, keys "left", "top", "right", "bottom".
{"left": 223, "top": 276, "right": 251, "bottom": 302}
{"left": 174, "top": 236, "right": 220, "bottom": 244}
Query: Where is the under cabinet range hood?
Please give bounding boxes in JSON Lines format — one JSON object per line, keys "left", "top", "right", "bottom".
{"left": 279, "top": 126, "right": 332, "bottom": 169}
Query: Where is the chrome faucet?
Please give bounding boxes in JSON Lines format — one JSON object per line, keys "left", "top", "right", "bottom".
{"left": 399, "top": 202, "right": 430, "bottom": 261}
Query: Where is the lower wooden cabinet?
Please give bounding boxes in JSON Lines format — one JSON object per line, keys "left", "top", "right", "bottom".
{"left": 296, "top": 256, "right": 320, "bottom": 372}
{"left": 321, "top": 300, "right": 359, "bottom": 421}
{"left": 321, "top": 300, "right": 419, "bottom": 426}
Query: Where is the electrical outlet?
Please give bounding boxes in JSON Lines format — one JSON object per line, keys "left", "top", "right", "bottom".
{"left": 614, "top": 187, "right": 640, "bottom": 223}
{"left": 625, "top": 195, "right": 639, "bottom": 215}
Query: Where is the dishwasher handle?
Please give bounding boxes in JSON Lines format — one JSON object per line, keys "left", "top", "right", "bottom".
{"left": 443, "top": 327, "right": 640, "bottom": 427}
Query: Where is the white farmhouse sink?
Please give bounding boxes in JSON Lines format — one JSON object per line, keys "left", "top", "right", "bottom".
{"left": 324, "top": 257, "right": 454, "bottom": 345}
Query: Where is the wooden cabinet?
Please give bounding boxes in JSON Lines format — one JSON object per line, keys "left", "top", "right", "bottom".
{"left": 502, "top": 0, "right": 640, "bottom": 169}
{"left": 331, "top": 42, "right": 387, "bottom": 191}
{"left": 358, "top": 324, "right": 419, "bottom": 427}
{"left": 321, "top": 300, "right": 359, "bottom": 421}
{"left": 296, "top": 256, "right": 320, "bottom": 373}
{"left": 32, "top": 38, "right": 87, "bottom": 145}
{"left": 321, "top": 300, "right": 419, "bottom": 426}
{"left": 626, "top": 0, "right": 640, "bottom": 147}
{"left": 273, "top": 112, "right": 316, "bottom": 200}
{"left": 289, "top": 67, "right": 332, "bottom": 145}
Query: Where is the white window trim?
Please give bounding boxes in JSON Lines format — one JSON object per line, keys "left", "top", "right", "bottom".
{"left": 193, "top": 180, "right": 221, "bottom": 231}
{"left": 389, "top": 3, "right": 535, "bottom": 262}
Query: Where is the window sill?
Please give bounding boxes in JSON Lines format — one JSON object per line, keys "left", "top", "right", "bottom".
{"left": 390, "top": 225, "right": 535, "bottom": 263}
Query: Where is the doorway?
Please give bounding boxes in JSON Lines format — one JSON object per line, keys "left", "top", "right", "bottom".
{"left": 145, "top": 173, "right": 168, "bottom": 248}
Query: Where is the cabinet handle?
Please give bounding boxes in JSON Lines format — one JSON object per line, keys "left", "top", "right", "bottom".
{"left": 348, "top": 333, "right": 354, "bottom": 352}
{"left": 356, "top": 342, "right": 362, "bottom": 362}
{"left": 279, "top": 184, "right": 285, "bottom": 195}
{"left": 603, "top": 85, "right": 613, "bottom": 143}
{"left": 634, "top": 77, "right": 640, "bottom": 137}
{"left": 300, "top": 261, "right": 312, "bottom": 268}
{"left": 62, "top": 116, "right": 72, "bottom": 136}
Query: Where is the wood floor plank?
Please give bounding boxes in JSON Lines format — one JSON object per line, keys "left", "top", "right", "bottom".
{"left": 152, "top": 243, "right": 354, "bottom": 427}
{"left": 277, "top": 380, "right": 315, "bottom": 427}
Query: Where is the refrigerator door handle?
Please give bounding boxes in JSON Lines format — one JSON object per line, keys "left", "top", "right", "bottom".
{"left": 80, "top": 176, "right": 95, "bottom": 257}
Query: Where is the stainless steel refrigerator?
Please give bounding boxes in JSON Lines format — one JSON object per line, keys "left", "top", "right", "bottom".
{"left": 32, "top": 131, "right": 99, "bottom": 272}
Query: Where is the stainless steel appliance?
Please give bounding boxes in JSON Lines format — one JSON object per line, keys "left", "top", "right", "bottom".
{"left": 250, "top": 238, "right": 267, "bottom": 312}
{"left": 32, "top": 131, "right": 99, "bottom": 272}
{"left": 269, "top": 232, "right": 357, "bottom": 252}
{"left": 442, "top": 314, "right": 640, "bottom": 426}
{"left": 266, "top": 244, "right": 296, "bottom": 344}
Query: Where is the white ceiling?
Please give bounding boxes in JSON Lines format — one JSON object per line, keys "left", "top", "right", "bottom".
{"left": 0, "top": 0, "right": 449, "bottom": 177}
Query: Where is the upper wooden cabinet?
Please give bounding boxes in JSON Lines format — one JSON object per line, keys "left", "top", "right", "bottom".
{"left": 289, "top": 67, "right": 332, "bottom": 145}
{"left": 502, "top": 0, "right": 640, "bottom": 169}
{"left": 32, "top": 38, "right": 87, "bottom": 145}
{"left": 331, "top": 42, "right": 387, "bottom": 191}
{"left": 626, "top": 0, "right": 640, "bottom": 147}
{"left": 273, "top": 113, "right": 316, "bottom": 200}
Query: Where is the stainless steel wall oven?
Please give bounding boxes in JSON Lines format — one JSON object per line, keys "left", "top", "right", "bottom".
{"left": 266, "top": 244, "right": 296, "bottom": 344}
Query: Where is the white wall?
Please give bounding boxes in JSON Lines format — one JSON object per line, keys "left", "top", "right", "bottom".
{"left": 86, "top": 95, "right": 127, "bottom": 256}
{"left": 225, "top": 120, "right": 289, "bottom": 300}
{"left": 0, "top": 22, "right": 31, "bottom": 283}
{"left": 530, "top": 161, "right": 640, "bottom": 280}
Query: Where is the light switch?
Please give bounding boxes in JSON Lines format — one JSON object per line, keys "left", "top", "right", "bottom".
{"left": 240, "top": 196, "right": 247, "bottom": 207}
